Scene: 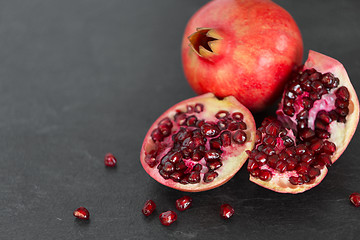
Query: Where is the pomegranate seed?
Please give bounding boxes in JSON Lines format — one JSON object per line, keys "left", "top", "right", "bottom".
{"left": 232, "top": 112, "right": 244, "bottom": 121}
{"left": 215, "top": 110, "right": 229, "bottom": 119}
{"left": 220, "top": 131, "right": 232, "bottom": 147}
{"left": 220, "top": 204, "right": 235, "bottom": 219}
{"left": 145, "top": 155, "right": 157, "bottom": 168}
{"left": 228, "top": 120, "right": 240, "bottom": 131}
{"left": 204, "top": 149, "right": 222, "bottom": 161}
{"left": 203, "top": 171, "right": 218, "bottom": 183}
{"left": 308, "top": 167, "right": 321, "bottom": 179}
{"left": 309, "top": 139, "right": 324, "bottom": 153}
{"left": 289, "top": 82, "right": 303, "bottom": 95}
{"left": 194, "top": 103, "right": 204, "bottom": 113}
{"left": 250, "top": 168, "right": 261, "bottom": 177}
{"left": 275, "top": 160, "right": 287, "bottom": 173}
{"left": 285, "top": 91, "right": 296, "bottom": 99}
{"left": 295, "top": 144, "right": 307, "bottom": 155}
{"left": 210, "top": 138, "right": 222, "bottom": 149}
{"left": 175, "top": 196, "right": 193, "bottom": 211}
{"left": 217, "top": 119, "right": 229, "bottom": 130}
{"left": 259, "top": 170, "right": 272, "bottom": 181}
{"left": 296, "top": 162, "right": 310, "bottom": 175}
{"left": 323, "top": 141, "right": 336, "bottom": 154}
{"left": 309, "top": 72, "right": 321, "bottom": 81}
{"left": 170, "top": 171, "right": 183, "bottom": 182}
{"left": 163, "top": 162, "right": 175, "bottom": 173}
{"left": 175, "top": 161, "right": 187, "bottom": 171}
{"left": 335, "top": 107, "right": 349, "bottom": 117}
{"left": 299, "top": 128, "right": 315, "bottom": 141}
{"left": 311, "top": 80, "right": 324, "bottom": 92}
{"left": 315, "top": 119, "right": 328, "bottom": 130}
{"left": 207, "top": 160, "right": 222, "bottom": 170}
{"left": 247, "top": 159, "right": 259, "bottom": 171}
{"left": 201, "top": 123, "right": 220, "bottom": 137}
{"left": 188, "top": 171, "right": 200, "bottom": 183}
{"left": 263, "top": 135, "right": 276, "bottom": 147}
{"left": 289, "top": 176, "right": 304, "bottom": 185}
{"left": 315, "top": 129, "right": 330, "bottom": 139}
{"left": 169, "top": 152, "right": 182, "bottom": 164}
{"left": 321, "top": 72, "right": 335, "bottom": 87}
{"left": 151, "top": 128, "right": 164, "bottom": 142}
{"left": 104, "top": 153, "right": 117, "bottom": 167}
{"left": 335, "top": 98, "right": 349, "bottom": 109}
{"left": 349, "top": 192, "right": 360, "bottom": 207}
{"left": 254, "top": 152, "right": 267, "bottom": 165}
{"left": 296, "top": 110, "right": 309, "bottom": 120}
{"left": 73, "top": 207, "right": 90, "bottom": 220}
{"left": 284, "top": 97, "right": 294, "bottom": 107}
{"left": 174, "top": 112, "right": 187, "bottom": 125}
{"left": 232, "top": 130, "right": 247, "bottom": 144}
{"left": 192, "top": 149, "right": 204, "bottom": 161}
{"left": 336, "top": 86, "right": 350, "bottom": 101}
{"left": 283, "top": 106, "right": 295, "bottom": 116}
{"left": 302, "top": 97, "right": 313, "bottom": 110}
{"left": 267, "top": 155, "right": 279, "bottom": 169}
{"left": 186, "top": 105, "right": 194, "bottom": 113}
{"left": 265, "top": 122, "right": 280, "bottom": 136}
{"left": 142, "top": 200, "right": 156, "bottom": 216}
{"left": 309, "top": 92, "right": 321, "bottom": 101}
{"left": 159, "top": 211, "right": 177, "bottom": 226}
{"left": 286, "top": 157, "right": 297, "bottom": 171}
{"left": 186, "top": 115, "right": 198, "bottom": 126}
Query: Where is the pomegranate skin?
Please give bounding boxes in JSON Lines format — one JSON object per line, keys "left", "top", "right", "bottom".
{"left": 181, "top": 0, "right": 303, "bottom": 112}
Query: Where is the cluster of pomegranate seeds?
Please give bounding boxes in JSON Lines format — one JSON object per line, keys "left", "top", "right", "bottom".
{"left": 142, "top": 200, "right": 157, "bottom": 216}
{"left": 247, "top": 117, "right": 336, "bottom": 185}
{"left": 220, "top": 204, "right": 235, "bottom": 219}
{"left": 146, "top": 103, "right": 248, "bottom": 184}
{"left": 175, "top": 196, "right": 193, "bottom": 211}
{"left": 104, "top": 153, "right": 117, "bottom": 167}
{"left": 159, "top": 211, "right": 178, "bottom": 226}
{"left": 349, "top": 192, "right": 360, "bottom": 207}
{"left": 73, "top": 207, "right": 90, "bottom": 220}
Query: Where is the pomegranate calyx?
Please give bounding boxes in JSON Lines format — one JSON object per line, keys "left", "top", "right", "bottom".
{"left": 188, "top": 28, "right": 221, "bottom": 59}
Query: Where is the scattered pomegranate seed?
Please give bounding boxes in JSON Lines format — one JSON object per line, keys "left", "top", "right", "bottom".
{"left": 220, "top": 204, "right": 234, "bottom": 219}
{"left": 142, "top": 200, "right": 156, "bottom": 216}
{"left": 159, "top": 211, "right": 177, "bottom": 226}
{"left": 104, "top": 153, "right": 117, "bottom": 167}
{"left": 349, "top": 192, "right": 360, "bottom": 207}
{"left": 175, "top": 196, "right": 193, "bottom": 211}
{"left": 73, "top": 207, "right": 90, "bottom": 220}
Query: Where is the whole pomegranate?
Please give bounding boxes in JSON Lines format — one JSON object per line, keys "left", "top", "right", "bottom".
{"left": 140, "top": 93, "right": 256, "bottom": 192}
{"left": 181, "top": 0, "right": 303, "bottom": 112}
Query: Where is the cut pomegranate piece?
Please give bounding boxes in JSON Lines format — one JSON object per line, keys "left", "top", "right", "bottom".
{"left": 140, "top": 93, "right": 256, "bottom": 192}
{"left": 349, "top": 192, "right": 360, "bottom": 207}
{"left": 142, "top": 200, "right": 156, "bottom": 216}
{"left": 73, "top": 207, "right": 90, "bottom": 220}
{"left": 159, "top": 211, "right": 177, "bottom": 226}
{"left": 247, "top": 51, "right": 359, "bottom": 194}
{"left": 104, "top": 153, "right": 117, "bottom": 167}
{"left": 220, "top": 204, "right": 234, "bottom": 219}
{"left": 175, "top": 196, "right": 193, "bottom": 211}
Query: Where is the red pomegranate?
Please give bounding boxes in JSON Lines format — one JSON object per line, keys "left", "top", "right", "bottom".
{"left": 140, "top": 93, "right": 256, "bottom": 192}
{"left": 181, "top": 0, "right": 303, "bottom": 112}
{"left": 246, "top": 51, "right": 359, "bottom": 193}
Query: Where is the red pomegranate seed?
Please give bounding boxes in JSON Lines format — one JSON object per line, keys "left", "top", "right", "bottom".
{"left": 186, "top": 115, "right": 198, "bottom": 126}
{"left": 151, "top": 128, "right": 164, "bottom": 142}
{"left": 250, "top": 168, "right": 261, "bottom": 177}
{"left": 210, "top": 138, "right": 222, "bottom": 149}
{"left": 323, "top": 141, "right": 336, "bottom": 154}
{"left": 289, "top": 176, "right": 304, "bottom": 185}
{"left": 207, "top": 160, "right": 222, "bottom": 170}
{"left": 232, "top": 112, "right": 244, "bottom": 121}
{"left": 220, "top": 204, "right": 235, "bottom": 219}
{"left": 349, "top": 192, "right": 360, "bottom": 207}
{"left": 73, "top": 207, "right": 90, "bottom": 220}
{"left": 194, "top": 103, "right": 204, "bottom": 113}
{"left": 336, "top": 86, "right": 350, "bottom": 101}
{"left": 247, "top": 159, "right": 259, "bottom": 171}
{"left": 299, "top": 128, "right": 315, "bottom": 141}
{"left": 170, "top": 171, "right": 183, "bottom": 182}
{"left": 295, "top": 144, "right": 307, "bottom": 155}
{"left": 215, "top": 110, "right": 229, "bottom": 119}
{"left": 203, "top": 171, "right": 218, "bottom": 183}
{"left": 335, "top": 98, "right": 349, "bottom": 109}
{"left": 186, "top": 105, "right": 194, "bottom": 113}
{"left": 308, "top": 167, "right": 321, "bottom": 179}
{"left": 283, "top": 106, "right": 295, "bottom": 116}
{"left": 201, "top": 123, "right": 220, "bottom": 137}
{"left": 163, "top": 162, "right": 175, "bottom": 173}
{"left": 232, "top": 130, "right": 247, "bottom": 144}
{"left": 217, "top": 119, "right": 229, "bottom": 130}
{"left": 104, "top": 153, "right": 117, "bottom": 167}
{"left": 142, "top": 200, "right": 156, "bottom": 216}
{"left": 254, "top": 152, "right": 267, "bottom": 165}
{"left": 220, "top": 131, "right": 232, "bottom": 147}
{"left": 159, "top": 211, "right": 177, "bottom": 226}
{"left": 275, "top": 160, "right": 287, "bottom": 173}
{"left": 204, "top": 149, "right": 222, "bottom": 161}
{"left": 259, "top": 170, "right": 272, "bottom": 181}
{"left": 175, "top": 196, "right": 193, "bottom": 211}
{"left": 255, "top": 130, "right": 262, "bottom": 144}
{"left": 188, "top": 171, "right": 200, "bottom": 183}
{"left": 286, "top": 157, "right": 297, "bottom": 171}
{"left": 309, "top": 139, "right": 324, "bottom": 153}
{"left": 296, "top": 162, "right": 310, "bottom": 175}
{"left": 265, "top": 122, "right": 280, "bottom": 136}
{"left": 267, "top": 155, "right": 279, "bottom": 169}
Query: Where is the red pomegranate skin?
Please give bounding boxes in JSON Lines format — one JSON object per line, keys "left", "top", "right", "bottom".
{"left": 182, "top": 0, "right": 303, "bottom": 112}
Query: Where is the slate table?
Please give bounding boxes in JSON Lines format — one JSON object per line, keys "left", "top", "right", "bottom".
{"left": 0, "top": 0, "right": 359, "bottom": 239}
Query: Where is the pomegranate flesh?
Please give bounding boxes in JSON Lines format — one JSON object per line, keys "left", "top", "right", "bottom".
{"left": 247, "top": 51, "right": 359, "bottom": 194}
{"left": 182, "top": 0, "right": 303, "bottom": 112}
{"left": 140, "top": 93, "right": 256, "bottom": 192}
{"left": 159, "top": 211, "right": 177, "bottom": 226}
{"left": 349, "top": 192, "right": 360, "bottom": 207}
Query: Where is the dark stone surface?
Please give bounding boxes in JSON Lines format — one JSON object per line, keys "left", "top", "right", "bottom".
{"left": 0, "top": 0, "right": 359, "bottom": 239}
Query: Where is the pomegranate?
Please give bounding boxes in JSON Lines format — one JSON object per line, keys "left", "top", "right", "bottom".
{"left": 220, "top": 204, "right": 234, "bottom": 219}
{"left": 159, "top": 211, "right": 177, "bottom": 226}
{"left": 246, "top": 51, "right": 359, "bottom": 193}
{"left": 140, "top": 93, "right": 256, "bottom": 192}
{"left": 142, "top": 200, "right": 156, "bottom": 216}
{"left": 73, "top": 207, "right": 90, "bottom": 220}
{"left": 181, "top": 0, "right": 303, "bottom": 112}
{"left": 175, "top": 196, "right": 192, "bottom": 211}
{"left": 104, "top": 153, "right": 117, "bottom": 167}
{"left": 349, "top": 192, "right": 360, "bottom": 207}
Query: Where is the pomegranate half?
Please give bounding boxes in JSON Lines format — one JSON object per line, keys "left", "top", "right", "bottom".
{"left": 140, "top": 93, "right": 256, "bottom": 192}
{"left": 247, "top": 50, "right": 359, "bottom": 193}
{"left": 181, "top": 0, "right": 303, "bottom": 112}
